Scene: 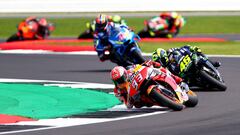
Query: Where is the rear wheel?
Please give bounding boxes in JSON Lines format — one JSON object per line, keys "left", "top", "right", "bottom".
{"left": 199, "top": 70, "right": 227, "bottom": 91}
{"left": 148, "top": 86, "right": 184, "bottom": 111}
{"left": 78, "top": 31, "right": 93, "bottom": 39}
{"left": 6, "top": 34, "right": 20, "bottom": 42}
{"left": 131, "top": 49, "right": 146, "bottom": 64}
{"left": 137, "top": 29, "right": 150, "bottom": 38}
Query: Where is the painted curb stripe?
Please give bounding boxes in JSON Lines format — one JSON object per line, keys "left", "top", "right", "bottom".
{"left": 0, "top": 114, "right": 35, "bottom": 124}
{"left": 0, "top": 82, "right": 119, "bottom": 121}
{"left": 0, "top": 79, "right": 167, "bottom": 128}
{"left": 0, "top": 42, "right": 94, "bottom": 52}
{"left": 140, "top": 37, "right": 226, "bottom": 42}
{"left": 0, "top": 50, "right": 239, "bottom": 58}
{"left": 0, "top": 37, "right": 226, "bottom": 51}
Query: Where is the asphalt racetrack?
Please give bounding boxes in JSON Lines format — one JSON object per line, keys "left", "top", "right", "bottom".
{"left": 0, "top": 53, "right": 239, "bottom": 135}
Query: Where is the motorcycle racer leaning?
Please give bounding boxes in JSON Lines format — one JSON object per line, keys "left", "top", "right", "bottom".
{"left": 151, "top": 45, "right": 221, "bottom": 78}
{"left": 138, "top": 12, "right": 185, "bottom": 38}
{"left": 108, "top": 15, "right": 127, "bottom": 26}
{"left": 110, "top": 60, "right": 188, "bottom": 109}
{"left": 81, "top": 14, "right": 127, "bottom": 38}
{"left": 159, "top": 12, "right": 186, "bottom": 37}
{"left": 146, "top": 16, "right": 169, "bottom": 37}
{"left": 93, "top": 14, "right": 130, "bottom": 63}
{"left": 25, "top": 16, "right": 51, "bottom": 39}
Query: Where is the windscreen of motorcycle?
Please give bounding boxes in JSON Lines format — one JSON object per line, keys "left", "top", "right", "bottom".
{"left": 108, "top": 27, "right": 132, "bottom": 45}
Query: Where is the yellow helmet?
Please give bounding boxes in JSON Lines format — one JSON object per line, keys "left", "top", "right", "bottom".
{"left": 152, "top": 48, "right": 169, "bottom": 66}
{"left": 112, "top": 15, "right": 122, "bottom": 23}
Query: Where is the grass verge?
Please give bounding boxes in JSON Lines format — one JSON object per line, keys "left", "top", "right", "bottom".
{"left": 14, "top": 40, "right": 240, "bottom": 55}
{"left": 1, "top": 16, "right": 240, "bottom": 38}
{"left": 139, "top": 41, "right": 240, "bottom": 55}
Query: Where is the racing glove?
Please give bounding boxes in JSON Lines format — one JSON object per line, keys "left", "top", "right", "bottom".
{"left": 190, "top": 46, "right": 202, "bottom": 54}
{"left": 142, "top": 60, "right": 161, "bottom": 68}
{"left": 191, "top": 53, "right": 199, "bottom": 66}
{"left": 179, "top": 82, "right": 190, "bottom": 92}
{"left": 114, "top": 88, "right": 129, "bottom": 105}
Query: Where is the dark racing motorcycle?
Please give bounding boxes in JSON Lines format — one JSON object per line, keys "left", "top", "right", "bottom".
{"left": 78, "top": 21, "right": 95, "bottom": 39}
{"left": 169, "top": 50, "right": 227, "bottom": 91}
{"left": 95, "top": 25, "right": 145, "bottom": 67}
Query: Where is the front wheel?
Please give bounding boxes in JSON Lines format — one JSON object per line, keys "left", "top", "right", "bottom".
{"left": 137, "top": 29, "right": 150, "bottom": 38}
{"left": 148, "top": 86, "right": 184, "bottom": 111}
{"left": 6, "top": 34, "right": 20, "bottom": 42}
{"left": 78, "top": 31, "right": 93, "bottom": 39}
{"left": 130, "top": 47, "right": 146, "bottom": 64}
{"left": 184, "top": 90, "right": 198, "bottom": 107}
{"left": 199, "top": 70, "right": 227, "bottom": 91}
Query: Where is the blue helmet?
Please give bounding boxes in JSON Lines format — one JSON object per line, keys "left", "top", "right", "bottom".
{"left": 95, "top": 14, "right": 108, "bottom": 32}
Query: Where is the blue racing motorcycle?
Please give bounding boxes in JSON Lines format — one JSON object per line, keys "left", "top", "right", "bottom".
{"left": 95, "top": 25, "right": 145, "bottom": 67}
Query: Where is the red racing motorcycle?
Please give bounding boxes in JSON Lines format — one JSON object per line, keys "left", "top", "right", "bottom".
{"left": 138, "top": 15, "right": 185, "bottom": 38}
{"left": 128, "top": 65, "right": 198, "bottom": 111}
{"left": 6, "top": 18, "right": 55, "bottom": 42}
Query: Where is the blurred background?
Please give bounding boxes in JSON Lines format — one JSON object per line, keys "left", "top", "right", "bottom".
{"left": 0, "top": 0, "right": 240, "bottom": 54}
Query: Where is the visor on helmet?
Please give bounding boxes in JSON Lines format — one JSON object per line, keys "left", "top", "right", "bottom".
{"left": 96, "top": 22, "right": 107, "bottom": 31}
{"left": 113, "top": 75, "right": 127, "bottom": 85}
{"left": 152, "top": 48, "right": 168, "bottom": 66}
{"left": 95, "top": 14, "right": 108, "bottom": 31}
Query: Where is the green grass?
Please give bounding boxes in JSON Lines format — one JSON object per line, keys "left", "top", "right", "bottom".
{"left": 1, "top": 16, "right": 240, "bottom": 55}
{"left": 139, "top": 41, "right": 240, "bottom": 55}
{"left": 1, "top": 16, "right": 240, "bottom": 38}
{"left": 181, "top": 16, "right": 240, "bottom": 34}
{"left": 32, "top": 40, "right": 240, "bottom": 55}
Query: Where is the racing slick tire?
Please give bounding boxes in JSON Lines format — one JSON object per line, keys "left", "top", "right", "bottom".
{"left": 137, "top": 29, "right": 150, "bottom": 38}
{"left": 184, "top": 90, "right": 198, "bottom": 107}
{"left": 78, "top": 31, "right": 93, "bottom": 39}
{"left": 199, "top": 70, "right": 227, "bottom": 91}
{"left": 148, "top": 86, "right": 184, "bottom": 111}
{"left": 131, "top": 49, "right": 146, "bottom": 64}
{"left": 6, "top": 34, "right": 20, "bottom": 42}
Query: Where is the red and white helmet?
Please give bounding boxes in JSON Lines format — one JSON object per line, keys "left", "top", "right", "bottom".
{"left": 25, "top": 16, "right": 37, "bottom": 22}
{"left": 110, "top": 66, "right": 128, "bottom": 86}
{"left": 38, "top": 18, "right": 48, "bottom": 27}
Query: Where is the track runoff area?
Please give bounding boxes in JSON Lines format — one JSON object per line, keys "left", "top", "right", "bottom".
{"left": 0, "top": 37, "right": 238, "bottom": 134}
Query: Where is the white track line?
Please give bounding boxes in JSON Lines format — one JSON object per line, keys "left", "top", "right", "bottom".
{"left": 0, "top": 111, "right": 167, "bottom": 135}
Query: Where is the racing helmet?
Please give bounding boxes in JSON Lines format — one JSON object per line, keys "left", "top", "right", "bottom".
{"left": 95, "top": 14, "right": 108, "bottom": 32}
{"left": 25, "top": 16, "right": 37, "bottom": 22}
{"left": 38, "top": 18, "right": 48, "bottom": 27}
{"left": 112, "top": 15, "right": 121, "bottom": 24}
{"left": 152, "top": 48, "right": 169, "bottom": 67}
{"left": 110, "top": 66, "right": 129, "bottom": 89}
{"left": 170, "top": 12, "right": 179, "bottom": 19}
